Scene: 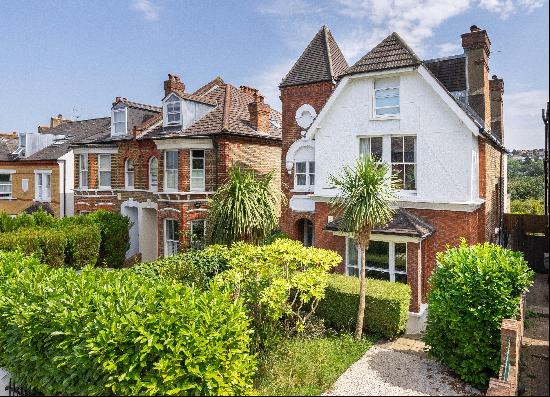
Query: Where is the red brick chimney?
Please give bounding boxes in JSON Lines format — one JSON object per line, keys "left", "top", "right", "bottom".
{"left": 489, "top": 75, "right": 504, "bottom": 142}
{"left": 164, "top": 74, "right": 185, "bottom": 97}
{"left": 462, "top": 25, "right": 491, "bottom": 129}
{"left": 248, "top": 92, "right": 271, "bottom": 133}
{"left": 50, "top": 114, "right": 68, "bottom": 128}
{"left": 240, "top": 85, "right": 259, "bottom": 97}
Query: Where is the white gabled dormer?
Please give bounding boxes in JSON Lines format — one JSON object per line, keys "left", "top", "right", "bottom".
{"left": 111, "top": 102, "right": 128, "bottom": 137}
{"left": 163, "top": 93, "right": 182, "bottom": 127}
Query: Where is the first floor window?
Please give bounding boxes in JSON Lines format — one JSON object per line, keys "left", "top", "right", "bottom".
{"left": 295, "top": 161, "right": 315, "bottom": 188}
{"left": 346, "top": 238, "right": 407, "bottom": 283}
{"left": 391, "top": 135, "right": 416, "bottom": 191}
{"left": 190, "top": 150, "right": 205, "bottom": 191}
{"left": 164, "top": 151, "right": 178, "bottom": 191}
{"left": 79, "top": 154, "right": 88, "bottom": 189}
{"left": 190, "top": 219, "right": 206, "bottom": 249}
{"left": 165, "top": 218, "right": 179, "bottom": 256}
{"left": 125, "top": 158, "right": 134, "bottom": 189}
{"left": 35, "top": 172, "right": 51, "bottom": 202}
{"left": 149, "top": 157, "right": 158, "bottom": 192}
{"left": 0, "top": 173, "right": 12, "bottom": 198}
{"left": 98, "top": 154, "right": 111, "bottom": 189}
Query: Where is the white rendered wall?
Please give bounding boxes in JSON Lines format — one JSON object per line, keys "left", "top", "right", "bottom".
{"left": 58, "top": 150, "right": 75, "bottom": 217}
{"left": 312, "top": 70, "right": 480, "bottom": 205}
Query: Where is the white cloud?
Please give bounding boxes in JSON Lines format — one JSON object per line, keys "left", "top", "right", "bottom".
{"left": 434, "top": 41, "right": 463, "bottom": 57}
{"left": 131, "top": 0, "right": 160, "bottom": 21}
{"left": 505, "top": 90, "right": 549, "bottom": 149}
{"left": 479, "top": 0, "right": 545, "bottom": 18}
{"left": 257, "top": 0, "right": 325, "bottom": 16}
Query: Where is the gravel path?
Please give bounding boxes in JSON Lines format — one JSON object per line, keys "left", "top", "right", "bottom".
{"left": 324, "top": 338, "right": 479, "bottom": 396}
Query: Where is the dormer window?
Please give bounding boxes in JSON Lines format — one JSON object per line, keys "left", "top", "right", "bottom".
{"left": 164, "top": 94, "right": 182, "bottom": 125}
{"left": 112, "top": 107, "right": 127, "bottom": 136}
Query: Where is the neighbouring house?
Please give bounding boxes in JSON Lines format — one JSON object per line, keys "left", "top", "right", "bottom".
{"left": 279, "top": 25, "right": 508, "bottom": 327}
{"left": 0, "top": 116, "right": 109, "bottom": 217}
{"left": 72, "top": 74, "right": 281, "bottom": 262}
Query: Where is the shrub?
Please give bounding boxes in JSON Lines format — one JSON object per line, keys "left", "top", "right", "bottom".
{"left": 88, "top": 210, "right": 131, "bottom": 268}
{"left": 423, "top": 240, "right": 534, "bottom": 387}
{"left": 63, "top": 224, "right": 101, "bottom": 269}
{"left": 316, "top": 274, "right": 411, "bottom": 339}
{"left": 214, "top": 239, "right": 341, "bottom": 352}
{"left": 0, "top": 251, "right": 256, "bottom": 396}
{"left": 0, "top": 228, "right": 67, "bottom": 268}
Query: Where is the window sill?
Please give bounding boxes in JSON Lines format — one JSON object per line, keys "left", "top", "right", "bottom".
{"left": 291, "top": 187, "right": 314, "bottom": 193}
{"left": 35, "top": 199, "right": 52, "bottom": 203}
{"left": 370, "top": 115, "right": 400, "bottom": 121}
{"left": 0, "top": 197, "right": 14, "bottom": 200}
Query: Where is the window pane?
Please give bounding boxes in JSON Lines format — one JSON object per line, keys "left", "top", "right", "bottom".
{"left": 192, "top": 150, "right": 204, "bottom": 159}
{"left": 347, "top": 238, "right": 358, "bottom": 268}
{"left": 392, "top": 164, "right": 404, "bottom": 189}
{"left": 391, "top": 137, "right": 403, "bottom": 162}
{"left": 404, "top": 136, "right": 416, "bottom": 162}
{"left": 166, "top": 170, "right": 178, "bottom": 190}
{"left": 191, "top": 220, "right": 205, "bottom": 249}
{"left": 114, "top": 109, "right": 125, "bottom": 122}
{"left": 376, "top": 107, "right": 399, "bottom": 116}
{"left": 0, "top": 174, "right": 10, "bottom": 182}
{"left": 371, "top": 137, "right": 383, "bottom": 160}
{"left": 99, "top": 155, "right": 111, "bottom": 171}
{"left": 100, "top": 171, "right": 111, "bottom": 187}
{"left": 395, "top": 243, "right": 407, "bottom": 272}
{"left": 166, "top": 151, "right": 178, "bottom": 169}
{"left": 376, "top": 96, "right": 399, "bottom": 107}
{"left": 395, "top": 273, "right": 408, "bottom": 284}
{"left": 80, "top": 155, "right": 87, "bottom": 171}
{"left": 375, "top": 88, "right": 400, "bottom": 98}
{"left": 309, "top": 174, "right": 315, "bottom": 186}
{"left": 366, "top": 269, "right": 390, "bottom": 281}
{"left": 308, "top": 161, "right": 315, "bottom": 173}
{"left": 149, "top": 158, "right": 158, "bottom": 189}
{"left": 404, "top": 164, "right": 416, "bottom": 190}
{"left": 167, "top": 113, "right": 179, "bottom": 123}
{"left": 126, "top": 159, "right": 134, "bottom": 171}
{"left": 359, "top": 138, "right": 370, "bottom": 156}
{"left": 348, "top": 267, "right": 359, "bottom": 277}
{"left": 192, "top": 158, "right": 204, "bottom": 170}
{"left": 366, "top": 241, "right": 389, "bottom": 270}
{"left": 296, "top": 162, "right": 306, "bottom": 173}
{"left": 374, "top": 78, "right": 399, "bottom": 90}
{"left": 296, "top": 174, "right": 306, "bottom": 185}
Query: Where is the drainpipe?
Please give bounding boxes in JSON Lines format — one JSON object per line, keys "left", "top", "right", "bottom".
{"left": 499, "top": 150, "right": 504, "bottom": 246}
{"left": 213, "top": 135, "right": 219, "bottom": 190}
{"left": 59, "top": 159, "right": 66, "bottom": 217}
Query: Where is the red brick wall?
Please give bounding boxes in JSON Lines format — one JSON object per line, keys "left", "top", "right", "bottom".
{"left": 479, "top": 136, "right": 504, "bottom": 243}
{"left": 407, "top": 242, "right": 422, "bottom": 312}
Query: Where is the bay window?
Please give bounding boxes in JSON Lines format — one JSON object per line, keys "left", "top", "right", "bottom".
{"left": 164, "top": 218, "right": 179, "bottom": 256}
{"left": 164, "top": 151, "right": 178, "bottom": 191}
{"left": 79, "top": 154, "right": 88, "bottom": 189}
{"left": 149, "top": 157, "right": 158, "bottom": 192}
{"left": 98, "top": 154, "right": 111, "bottom": 189}
{"left": 125, "top": 158, "right": 134, "bottom": 189}
{"left": 190, "top": 150, "right": 205, "bottom": 191}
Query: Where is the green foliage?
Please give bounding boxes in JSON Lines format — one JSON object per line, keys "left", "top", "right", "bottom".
{"left": 87, "top": 210, "right": 131, "bottom": 268}
{"left": 507, "top": 158, "right": 544, "bottom": 201}
{"left": 206, "top": 166, "right": 282, "bottom": 245}
{"left": 131, "top": 245, "right": 230, "bottom": 289}
{"left": 423, "top": 240, "right": 534, "bottom": 387}
{"left": 510, "top": 198, "right": 544, "bottom": 215}
{"left": 0, "top": 251, "right": 256, "bottom": 396}
{"left": 63, "top": 224, "right": 101, "bottom": 269}
{"left": 255, "top": 333, "right": 373, "bottom": 396}
{"left": 316, "top": 274, "right": 411, "bottom": 339}
{"left": 261, "top": 229, "right": 289, "bottom": 245}
{"left": 214, "top": 239, "right": 341, "bottom": 352}
{"left": 0, "top": 227, "right": 67, "bottom": 267}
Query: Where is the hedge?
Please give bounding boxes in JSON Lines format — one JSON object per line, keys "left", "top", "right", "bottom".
{"left": 316, "top": 274, "right": 411, "bottom": 339}
{"left": 63, "top": 224, "right": 101, "bottom": 269}
{"left": 87, "top": 210, "right": 130, "bottom": 268}
{"left": 0, "top": 228, "right": 67, "bottom": 267}
{"left": 0, "top": 250, "right": 256, "bottom": 396}
{"left": 423, "top": 240, "right": 533, "bottom": 387}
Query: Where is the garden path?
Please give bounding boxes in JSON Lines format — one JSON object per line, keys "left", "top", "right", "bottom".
{"left": 0, "top": 368, "right": 10, "bottom": 397}
{"left": 323, "top": 335, "right": 479, "bottom": 396}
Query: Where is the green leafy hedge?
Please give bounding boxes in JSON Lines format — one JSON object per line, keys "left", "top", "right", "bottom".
{"left": 0, "top": 250, "right": 256, "bottom": 396}
{"left": 0, "top": 228, "right": 67, "bottom": 267}
{"left": 86, "top": 210, "right": 130, "bottom": 268}
{"left": 316, "top": 274, "right": 411, "bottom": 339}
{"left": 423, "top": 240, "right": 533, "bottom": 387}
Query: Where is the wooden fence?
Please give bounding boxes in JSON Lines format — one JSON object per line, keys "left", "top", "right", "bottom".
{"left": 503, "top": 214, "right": 548, "bottom": 273}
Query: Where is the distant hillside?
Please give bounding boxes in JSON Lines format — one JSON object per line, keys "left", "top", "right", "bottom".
{"left": 507, "top": 152, "right": 545, "bottom": 215}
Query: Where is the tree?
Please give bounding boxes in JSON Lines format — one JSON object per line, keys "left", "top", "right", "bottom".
{"left": 206, "top": 165, "right": 282, "bottom": 245}
{"left": 329, "top": 156, "right": 396, "bottom": 339}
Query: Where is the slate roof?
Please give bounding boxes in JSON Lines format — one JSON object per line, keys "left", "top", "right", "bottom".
{"left": 280, "top": 25, "right": 349, "bottom": 88}
{"left": 324, "top": 208, "right": 435, "bottom": 238}
{"left": 141, "top": 80, "right": 282, "bottom": 140}
{"left": 0, "top": 134, "right": 19, "bottom": 161}
{"left": 424, "top": 55, "right": 467, "bottom": 93}
{"left": 344, "top": 32, "right": 421, "bottom": 76}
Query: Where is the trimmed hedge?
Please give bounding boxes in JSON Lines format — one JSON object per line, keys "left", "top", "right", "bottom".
{"left": 424, "top": 240, "right": 533, "bottom": 387}
{"left": 316, "top": 274, "right": 411, "bottom": 339}
{"left": 0, "top": 228, "right": 67, "bottom": 267}
{"left": 0, "top": 251, "right": 256, "bottom": 396}
{"left": 63, "top": 224, "right": 101, "bottom": 269}
{"left": 87, "top": 210, "right": 130, "bottom": 268}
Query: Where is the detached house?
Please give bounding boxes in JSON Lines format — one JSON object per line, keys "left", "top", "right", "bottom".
{"left": 72, "top": 75, "right": 281, "bottom": 262}
{"left": 279, "top": 25, "right": 507, "bottom": 324}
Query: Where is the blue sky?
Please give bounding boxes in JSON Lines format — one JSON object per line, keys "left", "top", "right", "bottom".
{"left": 0, "top": 0, "right": 548, "bottom": 149}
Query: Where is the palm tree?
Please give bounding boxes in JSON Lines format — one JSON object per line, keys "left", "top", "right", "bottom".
{"left": 329, "top": 155, "right": 396, "bottom": 340}
{"left": 206, "top": 165, "right": 282, "bottom": 245}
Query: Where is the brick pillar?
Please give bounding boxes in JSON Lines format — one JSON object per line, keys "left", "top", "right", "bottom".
{"left": 407, "top": 241, "right": 422, "bottom": 313}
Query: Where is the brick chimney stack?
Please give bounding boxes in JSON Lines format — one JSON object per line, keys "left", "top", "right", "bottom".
{"left": 248, "top": 92, "right": 271, "bottom": 133}
{"left": 164, "top": 74, "right": 185, "bottom": 97}
{"left": 489, "top": 75, "right": 504, "bottom": 142}
{"left": 461, "top": 25, "right": 491, "bottom": 129}
{"left": 50, "top": 114, "right": 66, "bottom": 128}
{"left": 240, "top": 85, "right": 259, "bottom": 97}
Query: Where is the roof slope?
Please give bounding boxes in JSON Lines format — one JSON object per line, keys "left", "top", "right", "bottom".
{"left": 324, "top": 208, "right": 435, "bottom": 238}
{"left": 280, "top": 25, "right": 348, "bottom": 88}
{"left": 0, "top": 134, "right": 19, "bottom": 161}
{"left": 344, "top": 32, "right": 421, "bottom": 76}
{"left": 424, "top": 55, "right": 467, "bottom": 93}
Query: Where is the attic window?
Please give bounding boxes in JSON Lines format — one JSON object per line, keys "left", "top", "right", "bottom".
{"left": 165, "top": 95, "right": 182, "bottom": 125}
{"left": 112, "top": 108, "right": 127, "bottom": 135}
{"left": 374, "top": 77, "right": 400, "bottom": 117}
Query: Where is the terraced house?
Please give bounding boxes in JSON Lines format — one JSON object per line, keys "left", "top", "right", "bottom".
{"left": 72, "top": 75, "right": 281, "bottom": 261}
{"left": 279, "top": 25, "right": 508, "bottom": 326}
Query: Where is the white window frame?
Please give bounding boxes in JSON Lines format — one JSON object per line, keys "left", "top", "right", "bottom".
{"left": 390, "top": 135, "right": 417, "bottom": 192}
{"left": 111, "top": 107, "right": 127, "bottom": 136}
{"left": 190, "top": 219, "right": 206, "bottom": 249}
{"left": 164, "top": 150, "right": 178, "bottom": 192}
{"left": 18, "top": 133, "right": 26, "bottom": 156}
{"left": 345, "top": 237, "right": 407, "bottom": 283}
{"left": 294, "top": 160, "right": 315, "bottom": 191}
{"left": 190, "top": 150, "right": 205, "bottom": 191}
{"left": 98, "top": 154, "right": 112, "bottom": 190}
{"left": 34, "top": 170, "right": 52, "bottom": 202}
{"left": 359, "top": 136, "right": 383, "bottom": 161}
{"left": 164, "top": 218, "right": 179, "bottom": 256}
{"left": 79, "top": 154, "right": 88, "bottom": 190}
{"left": 149, "top": 156, "right": 158, "bottom": 192}
{"left": 373, "top": 77, "right": 400, "bottom": 119}
{"left": 125, "top": 158, "right": 135, "bottom": 189}
{"left": 164, "top": 94, "right": 182, "bottom": 126}
{"left": 0, "top": 171, "right": 14, "bottom": 199}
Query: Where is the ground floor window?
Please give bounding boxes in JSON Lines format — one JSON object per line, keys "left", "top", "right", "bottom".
{"left": 346, "top": 238, "right": 407, "bottom": 283}
{"left": 190, "top": 219, "right": 206, "bottom": 249}
{"left": 164, "top": 218, "right": 180, "bottom": 256}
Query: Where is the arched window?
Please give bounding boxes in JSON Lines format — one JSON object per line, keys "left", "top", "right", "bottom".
{"left": 125, "top": 158, "right": 134, "bottom": 189}
{"left": 149, "top": 157, "right": 158, "bottom": 192}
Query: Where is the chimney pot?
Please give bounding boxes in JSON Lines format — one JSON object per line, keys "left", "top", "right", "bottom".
{"left": 470, "top": 25, "right": 480, "bottom": 32}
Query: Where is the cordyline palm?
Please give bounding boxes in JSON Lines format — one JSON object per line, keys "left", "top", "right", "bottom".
{"left": 329, "top": 155, "right": 397, "bottom": 340}
{"left": 206, "top": 165, "right": 282, "bottom": 245}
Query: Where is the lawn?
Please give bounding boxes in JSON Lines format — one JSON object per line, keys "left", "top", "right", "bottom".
{"left": 254, "top": 332, "right": 374, "bottom": 396}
